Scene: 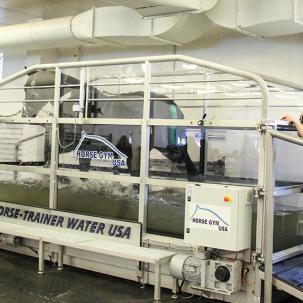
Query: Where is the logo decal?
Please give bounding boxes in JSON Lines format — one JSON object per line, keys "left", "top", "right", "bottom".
{"left": 73, "top": 131, "right": 127, "bottom": 168}
{"left": 190, "top": 205, "right": 230, "bottom": 226}
{"left": 189, "top": 203, "right": 231, "bottom": 232}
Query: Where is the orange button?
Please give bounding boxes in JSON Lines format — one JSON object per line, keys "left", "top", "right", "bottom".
{"left": 224, "top": 195, "right": 232, "bottom": 202}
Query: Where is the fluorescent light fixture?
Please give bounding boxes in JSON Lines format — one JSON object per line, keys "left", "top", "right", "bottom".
{"left": 231, "top": 81, "right": 250, "bottom": 87}
{"left": 123, "top": 77, "right": 144, "bottom": 84}
{"left": 196, "top": 89, "right": 216, "bottom": 95}
{"left": 225, "top": 92, "right": 257, "bottom": 97}
{"left": 152, "top": 88, "right": 166, "bottom": 93}
{"left": 161, "top": 84, "right": 182, "bottom": 90}
{"left": 182, "top": 63, "right": 197, "bottom": 70}
{"left": 218, "top": 84, "right": 232, "bottom": 90}
{"left": 200, "top": 69, "right": 215, "bottom": 75}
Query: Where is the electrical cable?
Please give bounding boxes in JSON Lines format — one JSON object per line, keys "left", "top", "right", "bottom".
{"left": 0, "top": 110, "right": 21, "bottom": 117}
{"left": 178, "top": 280, "right": 195, "bottom": 300}
{"left": 57, "top": 114, "right": 78, "bottom": 149}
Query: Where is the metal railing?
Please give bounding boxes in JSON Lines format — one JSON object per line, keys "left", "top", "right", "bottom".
{"left": 0, "top": 55, "right": 300, "bottom": 303}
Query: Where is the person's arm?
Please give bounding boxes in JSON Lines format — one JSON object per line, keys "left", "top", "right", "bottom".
{"left": 281, "top": 114, "right": 303, "bottom": 137}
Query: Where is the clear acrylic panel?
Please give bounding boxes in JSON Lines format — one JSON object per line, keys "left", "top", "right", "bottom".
{"left": 57, "top": 177, "right": 139, "bottom": 221}
{"left": 58, "top": 124, "right": 141, "bottom": 175}
{"left": 0, "top": 123, "right": 51, "bottom": 167}
{"left": 149, "top": 126, "right": 259, "bottom": 184}
{"left": 147, "top": 185, "right": 185, "bottom": 238}
{"left": 0, "top": 171, "right": 49, "bottom": 208}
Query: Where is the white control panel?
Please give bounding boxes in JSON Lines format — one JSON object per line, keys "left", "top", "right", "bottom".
{"left": 184, "top": 184, "right": 253, "bottom": 251}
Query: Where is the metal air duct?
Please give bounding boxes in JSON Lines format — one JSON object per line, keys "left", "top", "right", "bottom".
{"left": 206, "top": 0, "right": 303, "bottom": 37}
{"left": 0, "top": 6, "right": 212, "bottom": 50}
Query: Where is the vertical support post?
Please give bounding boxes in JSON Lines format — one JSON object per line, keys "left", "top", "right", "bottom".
{"left": 38, "top": 239, "right": 45, "bottom": 274}
{"left": 138, "top": 61, "right": 151, "bottom": 232}
{"left": 85, "top": 67, "right": 90, "bottom": 119}
{"left": 171, "top": 278, "right": 178, "bottom": 299}
{"left": 254, "top": 131, "right": 266, "bottom": 303}
{"left": 49, "top": 66, "right": 61, "bottom": 209}
{"left": 79, "top": 66, "right": 87, "bottom": 120}
{"left": 154, "top": 263, "right": 161, "bottom": 303}
{"left": 254, "top": 80, "right": 269, "bottom": 303}
{"left": 57, "top": 245, "right": 64, "bottom": 270}
{"left": 264, "top": 131, "right": 274, "bottom": 303}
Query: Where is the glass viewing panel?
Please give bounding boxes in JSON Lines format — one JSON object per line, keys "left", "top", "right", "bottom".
{"left": 274, "top": 194, "right": 303, "bottom": 252}
{"left": 0, "top": 171, "right": 49, "bottom": 208}
{"left": 0, "top": 70, "right": 56, "bottom": 118}
{"left": 88, "top": 64, "right": 144, "bottom": 119}
{"left": 147, "top": 185, "right": 185, "bottom": 238}
{"left": 149, "top": 127, "right": 259, "bottom": 184}
{"left": 57, "top": 177, "right": 139, "bottom": 221}
{"left": 150, "top": 61, "right": 262, "bottom": 121}
{"left": 0, "top": 123, "right": 51, "bottom": 168}
{"left": 58, "top": 124, "right": 141, "bottom": 176}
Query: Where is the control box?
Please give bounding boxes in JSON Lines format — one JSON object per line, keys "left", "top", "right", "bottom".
{"left": 184, "top": 184, "right": 253, "bottom": 251}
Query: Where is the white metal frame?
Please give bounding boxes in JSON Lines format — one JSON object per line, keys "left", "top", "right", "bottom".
{"left": 0, "top": 54, "right": 302, "bottom": 303}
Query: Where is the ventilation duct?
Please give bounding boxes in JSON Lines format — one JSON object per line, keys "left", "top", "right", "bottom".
{"left": 0, "top": 0, "right": 302, "bottom": 51}
{"left": 102, "top": 0, "right": 218, "bottom": 17}
{"left": 0, "top": 6, "right": 212, "bottom": 50}
{"left": 206, "top": 0, "right": 303, "bottom": 37}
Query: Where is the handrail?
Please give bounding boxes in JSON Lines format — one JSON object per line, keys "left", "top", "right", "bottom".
{"left": 0, "top": 54, "right": 269, "bottom": 121}
{"left": 269, "top": 129, "right": 303, "bottom": 146}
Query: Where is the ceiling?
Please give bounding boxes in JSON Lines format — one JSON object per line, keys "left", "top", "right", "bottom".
{"left": 0, "top": 0, "right": 109, "bottom": 25}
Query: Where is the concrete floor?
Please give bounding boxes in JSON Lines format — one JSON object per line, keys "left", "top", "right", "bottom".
{"left": 0, "top": 249, "right": 299, "bottom": 303}
{"left": 0, "top": 250, "right": 217, "bottom": 303}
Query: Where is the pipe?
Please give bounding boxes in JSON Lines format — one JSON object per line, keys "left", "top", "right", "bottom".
{"left": 0, "top": 7, "right": 211, "bottom": 51}
{"left": 269, "top": 130, "right": 303, "bottom": 146}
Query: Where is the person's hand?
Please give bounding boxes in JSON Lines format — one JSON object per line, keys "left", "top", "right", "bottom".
{"left": 281, "top": 114, "right": 299, "bottom": 124}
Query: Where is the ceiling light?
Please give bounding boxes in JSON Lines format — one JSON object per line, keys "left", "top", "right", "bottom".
{"left": 182, "top": 63, "right": 197, "bottom": 70}
{"left": 161, "top": 84, "right": 182, "bottom": 90}
{"left": 196, "top": 89, "right": 216, "bottom": 95}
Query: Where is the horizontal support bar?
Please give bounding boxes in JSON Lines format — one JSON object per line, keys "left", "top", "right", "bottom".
{"left": 274, "top": 184, "right": 303, "bottom": 196}
{"left": 150, "top": 97, "right": 261, "bottom": 101}
{"left": 0, "top": 164, "right": 50, "bottom": 174}
{"left": 272, "top": 244, "right": 303, "bottom": 264}
{"left": 58, "top": 118, "right": 142, "bottom": 125}
{"left": 148, "top": 119, "right": 198, "bottom": 127}
{"left": 88, "top": 82, "right": 143, "bottom": 87}
{"left": 57, "top": 169, "right": 140, "bottom": 184}
{"left": 269, "top": 130, "right": 303, "bottom": 146}
{"left": 0, "top": 100, "right": 54, "bottom": 103}
{"left": 150, "top": 79, "right": 255, "bottom": 85}
{"left": 59, "top": 99, "right": 79, "bottom": 102}
{"left": 202, "top": 119, "right": 258, "bottom": 129}
{"left": 146, "top": 177, "right": 194, "bottom": 189}
{"left": 149, "top": 119, "right": 258, "bottom": 129}
{"left": 259, "top": 269, "right": 303, "bottom": 301}
{"left": 87, "top": 98, "right": 143, "bottom": 101}
{"left": 0, "top": 85, "right": 55, "bottom": 90}
{"left": 0, "top": 117, "right": 52, "bottom": 124}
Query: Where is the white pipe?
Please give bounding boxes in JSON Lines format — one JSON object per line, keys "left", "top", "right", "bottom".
{"left": 0, "top": 6, "right": 211, "bottom": 51}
